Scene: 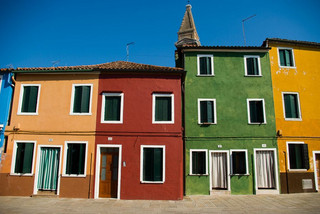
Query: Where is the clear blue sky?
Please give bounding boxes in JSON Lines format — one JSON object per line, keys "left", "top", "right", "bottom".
{"left": 1, "top": 0, "right": 319, "bottom": 68}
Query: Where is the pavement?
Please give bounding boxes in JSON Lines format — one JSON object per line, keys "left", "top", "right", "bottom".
{"left": 0, "top": 193, "right": 320, "bottom": 214}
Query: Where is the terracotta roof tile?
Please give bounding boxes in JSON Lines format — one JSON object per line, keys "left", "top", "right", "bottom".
{"left": 7, "top": 61, "right": 184, "bottom": 73}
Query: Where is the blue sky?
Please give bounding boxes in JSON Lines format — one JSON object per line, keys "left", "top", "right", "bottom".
{"left": 0, "top": 0, "right": 319, "bottom": 68}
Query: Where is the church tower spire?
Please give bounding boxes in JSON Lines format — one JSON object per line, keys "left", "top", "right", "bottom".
{"left": 175, "top": 4, "right": 201, "bottom": 47}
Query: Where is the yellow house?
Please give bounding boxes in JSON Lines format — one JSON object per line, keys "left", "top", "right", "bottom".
{"left": 263, "top": 38, "right": 320, "bottom": 193}
{"left": 0, "top": 66, "right": 99, "bottom": 198}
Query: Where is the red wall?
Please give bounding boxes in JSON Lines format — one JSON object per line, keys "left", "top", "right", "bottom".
{"left": 95, "top": 73, "right": 183, "bottom": 200}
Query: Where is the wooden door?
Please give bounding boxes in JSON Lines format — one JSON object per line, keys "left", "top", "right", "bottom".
{"left": 316, "top": 154, "right": 320, "bottom": 190}
{"left": 99, "top": 149, "right": 119, "bottom": 198}
{"left": 99, "top": 152, "right": 112, "bottom": 198}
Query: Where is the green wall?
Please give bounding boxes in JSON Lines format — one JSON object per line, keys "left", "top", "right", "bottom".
{"left": 183, "top": 51, "right": 278, "bottom": 195}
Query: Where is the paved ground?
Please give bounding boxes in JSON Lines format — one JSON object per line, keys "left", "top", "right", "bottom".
{"left": 0, "top": 193, "right": 320, "bottom": 214}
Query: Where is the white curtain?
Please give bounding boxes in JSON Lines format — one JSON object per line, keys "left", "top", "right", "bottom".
{"left": 256, "top": 151, "right": 275, "bottom": 189}
{"left": 212, "top": 152, "right": 228, "bottom": 189}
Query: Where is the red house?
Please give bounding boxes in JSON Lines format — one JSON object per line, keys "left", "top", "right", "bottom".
{"left": 94, "top": 61, "right": 184, "bottom": 200}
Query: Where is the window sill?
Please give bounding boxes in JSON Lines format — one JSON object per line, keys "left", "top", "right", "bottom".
{"left": 230, "top": 174, "right": 250, "bottom": 176}
{"left": 199, "top": 122, "right": 216, "bottom": 125}
{"left": 10, "top": 173, "right": 33, "bottom": 176}
{"left": 248, "top": 122, "right": 266, "bottom": 125}
{"left": 288, "top": 169, "right": 308, "bottom": 172}
{"left": 70, "top": 113, "right": 92, "bottom": 116}
{"left": 140, "top": 181, "right": 165, "bottom": 184}
{"left": 61, "top": 174, "right": 86, "bottom": 178}
{"left": 152, "top": 121, "right": 174, "bottom": 124}
{"left": 279, "top": 66, "right": 296, "bottom": 69}
{"left": 196, "top": 75, "right": 215, "bottom": 77}
{"left": 188, "top": 174, "right": 209, "bottom": 176}
{"left": 101, "top": 121, "right": 123, "bottom": 124}
{"left": 17, "top": 112, "right": 38, "bottom": 116}
{"left": 244, "top": 75, "right": 262, "bottom": 77}
{"left": 284, "top": 118, "right": 302, "bottom": 121}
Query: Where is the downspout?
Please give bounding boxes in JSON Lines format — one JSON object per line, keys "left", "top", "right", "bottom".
{"left": 10, "top": 74, "right": 16, "bottom": 87}
{"left": 284, "top": 151, "right": 289, "bottom": 193}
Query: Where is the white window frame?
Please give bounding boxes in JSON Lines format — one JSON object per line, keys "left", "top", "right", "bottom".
{"left": 313, "top": 151, "right": 320, "bottom": 191}
{"left": 10, "top": 140, "right": 36, "bottom": 176}
{"left": 244, "top": 55, "right": 262, "bottom": 76}
{"left": 282, "top": 92, "right": 302, "bottom": 121}
{"left": 70, "top": 84, "right": 93, "bottom": 115}
{"left": 62, "top": 141, "right": 88, "bottom": 177}
{"left": 247, "top": 98, "right": 267, "bottom": 124}
{"left": 152, "top": 93, "right": 174, "bottom": 124}
{"left": 277, "top": 47, "right": 296, "bottom": 68}
{"left": 140, "top": 145, "right": 165, "bottom": 183}
{"left": 230, "top": 149, "right": 249, "bottom": 175}
{"left": 18, "top": 84, "right": 41, "bottom": 115}
{"left": 286, "top": 141, "right": 307, "bottom": 171}
{"left": 197, "top": 98, "right": 217, "bottom": 124}
{"left": 101, "top": 92, "right": 124, "bottom": 124}
{"left": 197, "top": 54, "right": 214, "bottom": 76}
{"left": 189, "top": 149, "right": 208, "bottom": 175}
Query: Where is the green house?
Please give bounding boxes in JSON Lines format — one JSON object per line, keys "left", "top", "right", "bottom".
{"left": 176, "top": 4, "right": 279, "bottom": 195}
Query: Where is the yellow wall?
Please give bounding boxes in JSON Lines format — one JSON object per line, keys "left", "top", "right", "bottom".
{"left": 269, "top": 43, "right": 320, "bottom": 173}
{"left": 2, "top": 73, "right": 99, "bottom": 175}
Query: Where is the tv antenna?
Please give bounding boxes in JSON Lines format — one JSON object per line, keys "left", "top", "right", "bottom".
{"left": 242, "top": 14, "right": 256, "bottom": 46}
{"left": 51, "top": 60, "right": 60, "bottom": 67}
{"left": 126, "top": 42, "right": 135, "bottom": 62}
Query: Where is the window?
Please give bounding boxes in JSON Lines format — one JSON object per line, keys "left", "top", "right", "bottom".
{"left": 3, "top": 136, "right": 8, "bottom": 153}
{"left": 190, "top": 150, "right": 207, "bottom": 175}
{"left": 63, "top": 142, "right": 87, "bottom": 176}
{"left": 282, "top": 92, "right": 301, "bottom": 120}
{"left": 247, "top": 99, "right": 266, "bottom": 124}
{"left": 231, "top": 150, "right": 248, "bottom": 175}
{"left": 244, "top": 56, "right": 261, "bottom": 76}
{"left": 70, "top": 84, "right": 92, "bottom": 115}
{"left": 18, "top": 84, "right": 40, "bottom": 115}
{"left": 278, "top": 48, "right": 295, "bottom": 67}
{"left": 101, "top": 93, "right": 124, "bottom": 123}
{"left": 152, "top": 93, "right": 174, "bottom": 124}
{"left": 11, "top": 141, "right": 35, "bottom": 175}
{"left": 140, "top": 145, "right": 165, "bottom": 183}
{"left": 287, "top": 142, "right": 309, "bottom": 170}
{"left": 197, "top": 55, "right": 214, "bottom": 76}
{"left": 198, "top": 99, "right": 216, "bottom": 124}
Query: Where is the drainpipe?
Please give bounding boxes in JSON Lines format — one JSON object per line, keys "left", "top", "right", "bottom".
{"left": 10, "top": 74, "right": 16, "bottom": 87}
{"left": 284, "top": 151, "right": 289, "bottom": 193}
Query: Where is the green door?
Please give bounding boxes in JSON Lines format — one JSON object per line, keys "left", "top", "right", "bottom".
{"left": 37, "top": 147, "right": 60, "bottom": 191}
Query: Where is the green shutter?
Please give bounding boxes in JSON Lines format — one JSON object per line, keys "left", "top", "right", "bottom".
{"left": 105, "top": 96, "right": 121, "bottom": 121}
{"left": 302, "top": 144, "right": 309, "bottom": 170}
{"left": 192, "top": 152, "right": 198, "bottom": 174}
{"left": 207, "top": 101, "right": 213, "bottom": 123}
{"left": 199, "top": 57, "right": 211, "bottom": 75}
{"left": 285, "top": 50, "right": 293, "bottom": 66}
{"left": 21, "top": 86, "right": 38, "bottom": 113}
{"left": 247, "top": 58, "right": 259, "bottom": 75}
{"left": 279, "top": 50, "right": 285, "bottom": 66}
{"left": 192, "top": 151, "right": 206, "bottom": 174}
{"left": 66, "top": 144, "right": 85, "bottom": 175}
{"left": 14, "top": 143, "right": 34, "bottom": 174}
{"left": 73, "top": 86, "right": 90, "bottom": 113}
{"left": 250, "top": 101, "right": 264, "bottom": 123}
{"left": 155, "top": 97, "right": 171, "bottom": 121}
{"left": 284, "top": 94, "right": 299, "bottom": 118}
{"left": 143, "top": 148, "right": 163, "bottom": 181}
{"left": 200, "top": 101, "right": 214, "bottom": 123}
{"left": 232, "top": 152, "right": 246, "bottom": 174}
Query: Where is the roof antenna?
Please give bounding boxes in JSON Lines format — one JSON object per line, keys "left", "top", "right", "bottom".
{"left": 126, "top": 42, "right": 135, "bottom": 62}
{"left": 51, "top": 60, "right": 60, "bottom": 67}
{"left": 242, "top": 14, "right": 256, "bottom": 46}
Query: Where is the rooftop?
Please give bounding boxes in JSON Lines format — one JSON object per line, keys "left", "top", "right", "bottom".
{"left": 263, "top": 38, "right": 320, "bottom": 48}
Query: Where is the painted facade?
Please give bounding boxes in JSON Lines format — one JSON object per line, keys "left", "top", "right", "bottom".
{"left": 0, "top": 67, "right": 99, "bottom": 198}
{"left": 264, "top": 38, "right": 320, "bottom": 193}
{"left": 94, "top": 61, "right": 184, "bottom": 200}
{"left": 175, "top": 5, "right": 279, "bottom": 195}
{"left": 0, "top": 70, "right": 13, "bottom": 164}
